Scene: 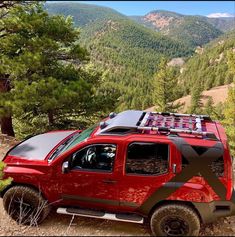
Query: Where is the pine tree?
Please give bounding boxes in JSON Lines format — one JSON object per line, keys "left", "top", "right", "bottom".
{"left": 222, "top": 83, "right": 235, "bottom": 156}
{"left": 204, "top": 97, "right": 214, "bottom": 116}
{"left": 222, "top": 51, "right": 235, "bottom": 156}
{"left": 0, "top": 161, "right": 12, "bottom": 191}
{"left": 153, "top": 57, "right": 182, "bottom": 112}
{"left": 0, "top": 1, "right": 29, "bottom": 136}
{"left": 189, "top": 81, "right": 203, "bottom": 114}
{"left": 0, "top": 2, "right": 109, "bottom": 137}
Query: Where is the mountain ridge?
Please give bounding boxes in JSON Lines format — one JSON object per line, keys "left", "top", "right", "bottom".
{"left": 46, "top": 2, "right": 193, "bottom": 110}
{"left": 130, "top": 10, "right": 234, "bottom": 47}
{"left": 45, "top": 2, "right": 234, "bottom": 110}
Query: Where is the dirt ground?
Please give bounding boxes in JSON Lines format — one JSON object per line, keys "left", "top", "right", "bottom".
{"left": 1, "top": 136, "right": 235, "bottom": 236}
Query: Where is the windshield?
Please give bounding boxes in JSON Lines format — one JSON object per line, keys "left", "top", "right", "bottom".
{"left": 48, "top": 124, "right": 97, "bottom": 162}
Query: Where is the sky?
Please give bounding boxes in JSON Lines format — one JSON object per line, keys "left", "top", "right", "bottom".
{"left": 61, "top": 1, "right": 235, "bottom": 17}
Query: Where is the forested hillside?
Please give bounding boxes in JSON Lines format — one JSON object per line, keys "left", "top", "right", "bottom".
{"left": 46, "top": 3, "right": 192, "bottom": 110}
{"left": 206, "top": 17, "right": 235, "bottom": 32}
{"left": 178, "top": 30, "right": 235, "bottom": 96}
{"left": 45, "top": 2, "right": 126, "bottom": 26}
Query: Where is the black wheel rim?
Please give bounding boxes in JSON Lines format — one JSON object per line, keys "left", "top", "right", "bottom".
{"left": 160, "top": 215, "right": 190, "bottom": 236}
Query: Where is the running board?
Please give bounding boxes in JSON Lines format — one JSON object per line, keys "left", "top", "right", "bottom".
{"left": 57, "top": 207, "right": 144, "bottom": 224}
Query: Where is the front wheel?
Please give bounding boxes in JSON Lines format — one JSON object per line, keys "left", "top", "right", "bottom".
{"left": 3, "top": 186, "right": 51, "bottom": 226}
{"left": 150, "top": 203, "right": 200, "bottom": 236}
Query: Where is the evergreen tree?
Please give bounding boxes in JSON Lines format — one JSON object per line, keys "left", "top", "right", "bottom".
{"left": 227, "top": 51, "right": 235, "bottom": 75}
{"left": 222, "top": 83, "right": 235, "bottom": 156}
{"left": 153, "top": 58, "right": 182, "bottom": 112}
{"left": 204, "top": 97, "right": 214, "bottom": 116}
{"left": 0, "top": 161, "right": 12, "bottom": 191}
{"left": 0, "top": 1, "right": 31, "bottom": 136}
{"left": 0, "top": 2, "right": 110, "bottom": 137}
{"left": 222, "top": 51, "right": 235, "bottom": 155}
{"left": 189, "top": 81, "right": 203, "bottom": 114}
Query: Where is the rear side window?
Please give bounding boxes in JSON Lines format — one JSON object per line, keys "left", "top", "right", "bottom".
{"left": 126, "top": 142, "right": 169, "bottom": 175}
{"left": 209, "top": 156, "right": 224, "bottom": 177}
{"left": 181, "top": 145, "right": 224, "bottom": 177}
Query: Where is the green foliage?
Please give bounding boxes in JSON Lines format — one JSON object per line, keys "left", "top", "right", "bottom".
{"left": 203, "top": 97, "right": 214, "bottom": 115}
{"left": 167, "top": 16, "right": 223, "bottom": 48}
{"left": 223, "top": 84, "right": 235, "bottom": 156}
{"left": 45, "top": 2, "right": 125, "bottom": 27}
{"left": 46, "top": 2, "right": 193, "bottom": 111}
{"left": 222, "top": 49, "right": 235, "bottom": 156}
{"left": 206, "top": 17, "right": 235, "bottom": 32}
{"left": 0, "top": 2, "right": 113, "bottom": 138}
{"left": 153, "top": 58, "right": 182, "bottom": 112}
{"left": 0, "top": 162, "right": 12, "bottom": 191}
{"left": 188, "top": 82, "right": 203, "bottom": 114}
{"left": 178, "top": 31, "right": 235, "bottom": 96}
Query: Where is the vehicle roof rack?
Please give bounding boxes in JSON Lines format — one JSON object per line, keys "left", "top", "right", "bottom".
{"left": 137, "top": 112, "right": 218, "bottom": 140}
{"left": 97, "top": 110, "right": 218, "bottom": 140}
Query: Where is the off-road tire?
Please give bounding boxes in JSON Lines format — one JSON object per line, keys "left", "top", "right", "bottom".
{"left": 150, "top": 203, "right": 200, "bottom": 236}
{"left": 3, "top": 186, "right": 51, "bottom": 226}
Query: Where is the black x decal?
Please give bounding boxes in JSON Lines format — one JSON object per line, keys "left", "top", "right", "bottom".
{"left": 139, "top": 137, "right": 226, "bottom": 215}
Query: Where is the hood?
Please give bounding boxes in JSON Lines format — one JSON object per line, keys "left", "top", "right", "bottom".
{"left": 8, "top": 131, "right": 75, "bottom": 160}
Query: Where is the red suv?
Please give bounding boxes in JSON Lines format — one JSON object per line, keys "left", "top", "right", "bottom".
{"left": 1, "top": 110, "right": 235, "bottom": 236}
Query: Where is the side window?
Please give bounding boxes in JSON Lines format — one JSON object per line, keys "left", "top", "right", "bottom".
{"left": 70, "top": 144, "right": 116, "bottom": 172}
{"left": 126, "top": 142, "right": 169, "bottom": 175}
{"left": 181, "top": 145, "right": 224, "bottom": 177}
{"left": 209, "top": 156, "right": 224, "bottom": 177}
{"left": 182, "top": 155, "right": 189, "bottom": 170}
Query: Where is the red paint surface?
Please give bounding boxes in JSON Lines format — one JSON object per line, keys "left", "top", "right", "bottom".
{"left": 2, "top": 116, "right": 233, "bottom": 215}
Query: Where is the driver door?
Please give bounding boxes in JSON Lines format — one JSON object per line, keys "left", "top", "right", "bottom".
{"left": 60, "top": 142, "right": 120, "bottom": 211}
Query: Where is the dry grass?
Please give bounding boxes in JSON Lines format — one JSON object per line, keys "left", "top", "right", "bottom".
{"left": 146, "top": 83, "right": 234, "bottom": 113}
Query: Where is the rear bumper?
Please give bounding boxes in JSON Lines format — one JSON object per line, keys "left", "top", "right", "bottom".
{"left": 193, "top": 190, "right": 235, "bottom": 224}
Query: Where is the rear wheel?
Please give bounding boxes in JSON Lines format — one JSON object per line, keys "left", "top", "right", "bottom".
{"left": 3, "top": 186, "right": 51, "bottom": 226}
{"left": 150, "top": 203, "right": 200, "bottom": 236}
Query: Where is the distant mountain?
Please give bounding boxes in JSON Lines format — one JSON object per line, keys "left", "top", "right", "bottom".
{"left": 130, "top": 10, "right": 234, "bottom": 47}
{"left": 205, "top": 17, "right": 235, "bottom": 32}
{"left": 45, "top": 3, "right": 193, "bottom": 110}
{"left": 45, "top": 2, "right": 126, "bottom": 27}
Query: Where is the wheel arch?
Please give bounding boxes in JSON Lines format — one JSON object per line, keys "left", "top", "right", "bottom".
{"left": 148, "top": 200, "right": 203, "bottom": 223}
{"left": 0, "top": 182, "right": 45, "bottom": 199}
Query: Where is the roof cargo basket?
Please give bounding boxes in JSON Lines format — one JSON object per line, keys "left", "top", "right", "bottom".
{"left": 137, "top": 112, "right": 218, "bottom": 140}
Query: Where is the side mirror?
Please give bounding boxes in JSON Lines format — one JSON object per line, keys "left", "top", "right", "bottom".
{"left": 62, "top": 161, "right": 69, "bottom": 174}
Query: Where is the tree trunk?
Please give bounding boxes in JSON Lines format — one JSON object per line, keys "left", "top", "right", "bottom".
{"left": 48, "top": 111, "right": 54, "bottom": 126}
{"left": 0, "top": 78, "right": 15, "bottom": 137}
{"left": 0, "top": 116, "right": 15, "bottom": 136}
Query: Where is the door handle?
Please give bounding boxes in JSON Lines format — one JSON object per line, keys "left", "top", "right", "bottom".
{"left": 173, "top": 163, "right": 177, "bottom": 174}
{"left": 102, "top": 179, "right": 117, "bottom": 184}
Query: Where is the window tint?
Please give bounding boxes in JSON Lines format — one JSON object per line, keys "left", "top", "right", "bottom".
{"left": 126, "top": 143, "right": 169, "bottom": 175}
{"left": 70, "top": 144, "right": 116, "bottom": 172}
{"left": 209, "top": 156, "right": 224, "bottom": 177}
{"left": 63, "top": 124, "right": 97, "bottom": 152}
{"left": 181, "top": 145, "right": 224, "bottom": 177}
{"left": 182, "top": 155, "right": 189, "bottom": 170}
